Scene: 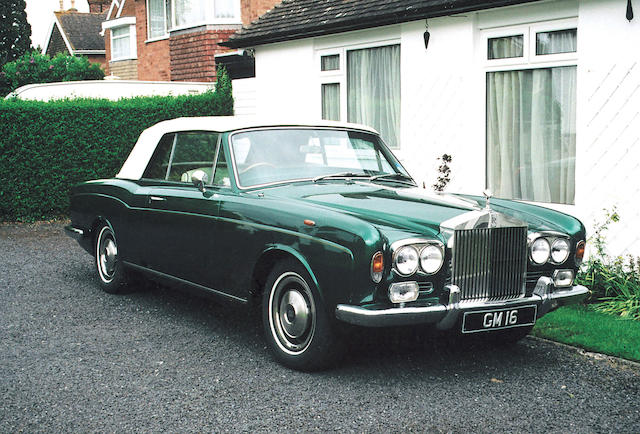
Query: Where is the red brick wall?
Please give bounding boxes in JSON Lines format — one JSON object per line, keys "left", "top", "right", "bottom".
{"left": 104, "top": 28, "right": 111, "bottom": 75}
{"left": 241, "top": 0, "right": 280, "bottom": 26}
{"left": 170, "top": 28, "right": 238, "bottom": 82}
{"left": 87, "top": 54, "right": 107, "bottom": 70}
{"left": 135, "top": 0, "right": 170, "bottom": 81}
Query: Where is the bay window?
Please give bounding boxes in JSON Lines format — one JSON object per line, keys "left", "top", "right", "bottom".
{"left": 147, "top": 0, "right": 241, "bottom": 39}
{"left": 485, "top": 20, "right": 577, "bottom": 204}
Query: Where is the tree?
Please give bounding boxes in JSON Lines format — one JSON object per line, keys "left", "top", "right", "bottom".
{"left": 0, "top": 0, "right": 32, "bottom": 67}
{"left": 1, "top": 51, "right": 105, "bottom": 97}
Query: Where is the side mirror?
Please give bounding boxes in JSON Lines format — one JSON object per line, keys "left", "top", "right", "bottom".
{"left": 191, "top": 170, "right": 209, "bottom": 193}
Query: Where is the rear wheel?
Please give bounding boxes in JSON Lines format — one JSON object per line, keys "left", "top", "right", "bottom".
{"left": 262, "top": 259, "right": 341, "bottom": 371}
{"left": 95, "top": 222, "right": 128, "bottom": 294}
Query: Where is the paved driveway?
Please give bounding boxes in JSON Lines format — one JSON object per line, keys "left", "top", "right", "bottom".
{"left": 1, "top": 222, "right": 638, "bottom": 432}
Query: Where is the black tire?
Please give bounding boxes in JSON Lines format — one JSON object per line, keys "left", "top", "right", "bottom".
{"left": 262, "top": 259, "right": 342, "bottom": 371}
{"left": 94, "top": 222, "right": 128, "bottom": 294}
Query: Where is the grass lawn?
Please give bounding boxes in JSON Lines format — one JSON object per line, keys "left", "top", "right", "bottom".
{"left": 532, "top": 304, "right": 640, "bottom": 363}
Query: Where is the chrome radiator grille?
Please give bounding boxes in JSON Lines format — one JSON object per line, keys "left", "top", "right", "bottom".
{"left": 451, "top": 227, "right": 527, "bottom": 302}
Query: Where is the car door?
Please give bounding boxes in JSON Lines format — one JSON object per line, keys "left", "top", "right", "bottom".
{"left": 133, "top": 131, "right": 225, "bottom": 290}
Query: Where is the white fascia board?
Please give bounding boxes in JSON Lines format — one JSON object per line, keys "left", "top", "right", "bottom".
{"left": 117, "top": 0, "right": 126, "bottom": 18}
{"left": 102, "top": 16, "right": 137, "bottom": 31}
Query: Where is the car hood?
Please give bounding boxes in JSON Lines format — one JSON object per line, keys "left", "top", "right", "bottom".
{"left": 261, "top": 182, "right": 583, "bottom": 242}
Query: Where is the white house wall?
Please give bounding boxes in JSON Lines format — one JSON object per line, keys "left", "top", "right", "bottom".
{"left": 251, "top": 0, "right": 640, "bottom": 256}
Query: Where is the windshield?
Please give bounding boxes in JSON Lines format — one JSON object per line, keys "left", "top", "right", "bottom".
{"left": 230, "top": 128, "right": 411, "bottom": 188}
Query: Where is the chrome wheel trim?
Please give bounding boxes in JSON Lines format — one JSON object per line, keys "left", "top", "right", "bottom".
{"left": 96, "top": 226, "right": 118, "bottom": 284}
{"left": 268, "top": 271, "right": 316, "bottom": 355}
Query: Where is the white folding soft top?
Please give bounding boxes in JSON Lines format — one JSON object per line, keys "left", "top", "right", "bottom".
{"left": 116, "top": 116, "right": 379, "bottom": 180}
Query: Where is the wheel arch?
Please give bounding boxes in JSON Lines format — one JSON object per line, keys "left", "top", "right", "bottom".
{"left": 251, "top": 245, "right": 321, "bottom": 301}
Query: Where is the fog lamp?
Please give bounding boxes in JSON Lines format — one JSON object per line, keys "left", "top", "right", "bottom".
{"left": 388, "top": 281, "right": 419, "bottom": 304}
{"left": 553, "top": 269, "right": 574, "bottom": 288}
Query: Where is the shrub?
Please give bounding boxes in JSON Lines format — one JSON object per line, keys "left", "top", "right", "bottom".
{"left": 576, "top": 208, "right": 640, "bottom": 320}
{"left": 1, "top": 50, "right": 104, "bottom": 97}
{"left": 0, "top": 84, "right": 233, "bottom": 221}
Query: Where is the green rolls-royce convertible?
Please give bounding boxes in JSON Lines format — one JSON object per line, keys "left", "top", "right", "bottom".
{"left": 65, "top": 117, "right": 590, "bottom": 370}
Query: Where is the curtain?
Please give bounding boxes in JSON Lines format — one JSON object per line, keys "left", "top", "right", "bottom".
{"left": 148, "top": 0, "right": 166, "bottom": 38}
{"left": 536, "top": 29, "right": 577, "bottom": 55}
{"left": 321, "top": 55, "right": 339, "bottom": 71}
{"left": 487, "top": 64, "right": 577, "bottom": 204}
{"left": 214, "top": 0, "right": 237, "bottom": 18}
{"left": 174, "top": 0, "right": 205, "bottom": 26}
{"left": 347, "top": 45, "right": 401, "bottom": 148}
{"left": 111, "top": 27, "right": 130, "bottom": 59}
{"left": 488, "top": 35, "right": 523, "bottom": 59}
{"left": 322, "top": 83, "right": 340, "bottom": 121}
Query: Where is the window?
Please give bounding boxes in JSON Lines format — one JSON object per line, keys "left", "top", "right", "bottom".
{"left": 111, "top": 26, "right": 134, "bottom": 60}
{"left": 148, "top": 0, "right": 241, "bottom": 36}
{"left": 148, "top": 0, "right": 170, "bottom": 39}
{"left": 484, "top": 21, "right": 577, "bottom": 205}
{"left": 318, "top": 43, "right": 401, "bottom": 149}
{"left": 143, "top": 132, "right": 218, "bottom": 182}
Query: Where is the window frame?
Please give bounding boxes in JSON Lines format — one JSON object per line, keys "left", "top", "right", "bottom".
{"left": 482, "top": 18, "right": 578, "bottom": 205}
{"left": 315, "top": 38, "right": 402, "bottom": 148}
{"left": 146, "top": 0, "right": 170, "bottom": 42}
{"left": 141, "top": 131, "right": 222, "bottom": 185}
{"left": 109, "top": 23, "right": 137, "bottom": 61}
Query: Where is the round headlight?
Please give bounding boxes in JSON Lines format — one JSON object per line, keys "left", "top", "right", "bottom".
{"left": 551, "top": 238, "right": 570, "bottom": 264}
{"left": 420, "top": 244, "right": 444, "bottom": 274}
{"left": 531, "top": 238, "right": 551, "bottom": 265}
{"left": 394, "top": 246, "right": 419, "bottom": 276}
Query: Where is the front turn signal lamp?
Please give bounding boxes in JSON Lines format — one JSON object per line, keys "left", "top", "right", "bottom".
{"left": 575, "top": 240, "right": 585, "bottom": 266}
{"left": 371, "top": 251, "right": 384, "bottom": 283}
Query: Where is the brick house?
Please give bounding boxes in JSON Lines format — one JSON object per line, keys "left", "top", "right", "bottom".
{"left": 101, "top": 0, "right": 280, "bottom": 81}
{"left": 43, "top": 0, "right": 110, "bottom": 69}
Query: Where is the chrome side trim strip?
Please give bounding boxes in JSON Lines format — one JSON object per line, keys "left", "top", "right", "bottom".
{"left": 123, "top": 261, "right": 248, "bottom": 304}
{"left": 64, "top": 225, "right": 84, "bottom": 240}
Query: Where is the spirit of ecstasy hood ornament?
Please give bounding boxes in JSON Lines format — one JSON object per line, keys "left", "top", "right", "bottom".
{"left": 483, "top": 189, "right": 493, "bottom": 210}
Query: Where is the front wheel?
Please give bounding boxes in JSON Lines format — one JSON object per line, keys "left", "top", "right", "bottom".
{"left": 95, "top": 222, "right": 128, "bottom": 294}
{"left": 262, "top": 260, "right": 341, "bottom": 371}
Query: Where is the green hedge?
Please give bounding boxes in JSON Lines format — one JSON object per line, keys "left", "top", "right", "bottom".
{"left": 0, "top": 89, "right": 233, "bottom": 221}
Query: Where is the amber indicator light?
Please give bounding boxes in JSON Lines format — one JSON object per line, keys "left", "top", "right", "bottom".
{"left": 372, "top": 252, "right": 384, "bottom": 273}
{"left": 575, "top": 240, "right": 585, "bottom": 260}
{"left": 303, "top": 219, "right": 315, "bottom": 226}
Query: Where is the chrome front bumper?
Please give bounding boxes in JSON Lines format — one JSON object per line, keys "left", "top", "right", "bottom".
{"left": 335, "top": 277, "right": 590, "bottom": 328}
{"left": 64, "top": 225, "right": 85, "bottom": 241}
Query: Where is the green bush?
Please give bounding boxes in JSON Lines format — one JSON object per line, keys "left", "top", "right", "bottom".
{"left": 576, "top": 208, "right": 640, "bottom": 320}
{"left": 1, "top": 50, "right": 104, "bottom": 96}
{"left": 0, "top": 86, "right": 233, "bottom": 221}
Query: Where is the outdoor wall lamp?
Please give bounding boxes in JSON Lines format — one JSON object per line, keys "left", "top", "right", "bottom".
{"left": 628, "top": 0, "right": 634, "bottom": 21}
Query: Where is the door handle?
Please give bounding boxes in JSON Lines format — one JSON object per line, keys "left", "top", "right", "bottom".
{"left": 149, "top": 196, "right": 166, "bottom": 203}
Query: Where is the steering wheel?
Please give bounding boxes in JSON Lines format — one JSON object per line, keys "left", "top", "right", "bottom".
{"left": 240, "top": 162, "right": 276, "bottom": 174}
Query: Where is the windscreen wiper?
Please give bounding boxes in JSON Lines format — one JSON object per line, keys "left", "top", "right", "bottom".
{"left": 313, "top": 172, "right": 370, "bottom": 182}
{"left": 368, "top": 173, "right": 417, "bottom": 186}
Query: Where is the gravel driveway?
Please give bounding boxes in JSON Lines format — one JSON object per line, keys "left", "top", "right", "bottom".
{"left": 1, "top": 222, "right": 639, "bottom": 433}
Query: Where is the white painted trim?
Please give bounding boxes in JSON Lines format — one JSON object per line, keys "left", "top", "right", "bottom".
{"left": 75, "top": 50, "right": 106, "bottom": 55}
{"left": 106, "top": 0, "right": 119, "bottom": 20}
{"left": 117, "top": 0, "right": 126, "bottom": 18}
{"left": 49, "top": 15, "right": 75, "bottom": 54}
{"left": 41, "top": 18, "right": 56, "bottom": 54}
{"left": 102, "top": 16, "right": 137, "bottom": 30}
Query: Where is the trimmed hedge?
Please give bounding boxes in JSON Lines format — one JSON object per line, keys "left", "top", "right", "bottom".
{"left": 0, "top": 90, "right": 233, "bottom": 221}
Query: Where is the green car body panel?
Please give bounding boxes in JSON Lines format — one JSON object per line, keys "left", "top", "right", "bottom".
{"left": 67, "top": 120, "right": 588, "bottom": 334}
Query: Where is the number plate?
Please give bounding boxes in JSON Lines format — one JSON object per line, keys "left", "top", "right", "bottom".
{"left": 462, "top": 305, "right": 537, "bottom": 333}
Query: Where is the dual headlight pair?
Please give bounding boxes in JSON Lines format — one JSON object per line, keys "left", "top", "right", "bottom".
{"left": 529, "top": 235, "right": 571, "bottom": 265}
{"left": 369, "top": 240, "right": 444, "bottom": 284}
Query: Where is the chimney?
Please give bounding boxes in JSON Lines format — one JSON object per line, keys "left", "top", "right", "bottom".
{"left": 88, "top": 0, "right": 111, "bottom": 13}
{"left": 59, "top": 0, "right": 64, "bottom": 11}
